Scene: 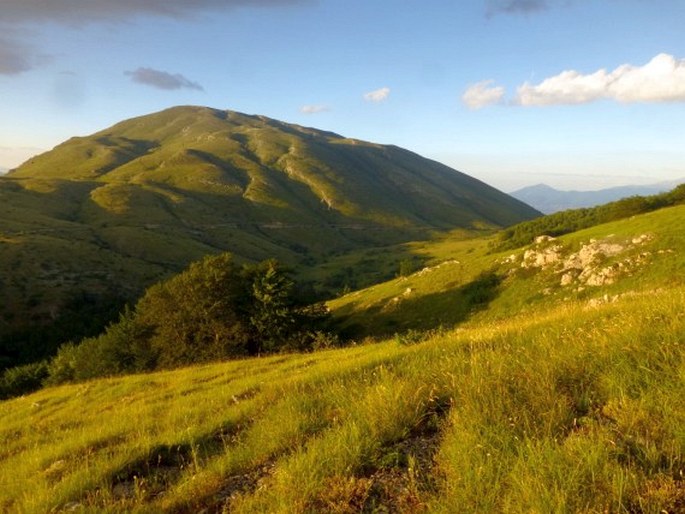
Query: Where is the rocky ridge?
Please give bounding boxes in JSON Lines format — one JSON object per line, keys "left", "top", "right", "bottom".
{"left": 501, "top": 233, "right": 667, "bottom": 290}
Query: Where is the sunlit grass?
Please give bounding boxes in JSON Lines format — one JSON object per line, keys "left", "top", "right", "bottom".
{"left": 2, "top": 286, "right": 684, "bottom": 513}
{"left": 2, "top": 198, "right": 684, "bottom": 513}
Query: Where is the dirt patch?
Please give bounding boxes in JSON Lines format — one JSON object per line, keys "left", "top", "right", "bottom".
{"left": 197, "top": 457, "right": 279, "bottom": 514}
{"left": 309, "top": 395, "right": 451, "bottom": 513}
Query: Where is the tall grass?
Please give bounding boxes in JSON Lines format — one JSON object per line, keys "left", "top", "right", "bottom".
{"left": 1, "top": 287, "right": 683, "bottom": 513}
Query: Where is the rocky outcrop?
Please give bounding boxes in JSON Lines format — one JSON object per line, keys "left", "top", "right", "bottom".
{"left": 504, "top": 233, "right": 656, "bottom": 288}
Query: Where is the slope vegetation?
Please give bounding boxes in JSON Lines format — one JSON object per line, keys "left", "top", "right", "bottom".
{"left": 0, "top": 106, "right": 538, "bottom": 366}
{"left": 1, "top": 200, "right": 683, "bottom": 513}
{"left": 330, "top": 202, "right": 685, "bottom": 338}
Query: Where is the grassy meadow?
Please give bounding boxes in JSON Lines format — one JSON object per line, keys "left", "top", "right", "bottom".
{"left": 2, "top": 194, "right": 684, "bottom": 512}
{"left": 1, "top": 287, "right": 683, "bottom": 513}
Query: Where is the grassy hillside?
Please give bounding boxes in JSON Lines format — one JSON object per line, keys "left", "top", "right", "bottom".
{"left": 329, "top": 203, "right": 685, "bottom": 338}
{"left": 1, "top": 200, "right": 683, "bottom": 513}
{"left": 0, "top": 106, "right": 538, "bottom": 367}
{"left": 1, "top": 287, "right": 683, "bottom": 513}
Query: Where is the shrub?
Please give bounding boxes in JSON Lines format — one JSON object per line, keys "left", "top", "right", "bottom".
{"left": 42, "top": 253, "right": 332, "bottom": 386}
{"left": 0, "top": 361, "right": 49, "bottom": 398}
{"left": 44, "top": 343, "right": 79, "bottom": 386}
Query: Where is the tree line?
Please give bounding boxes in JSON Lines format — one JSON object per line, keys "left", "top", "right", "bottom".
{"left": 495, "top": 184, "right": 685, "bottom": 251}
{"left": 1, "top": 253, "right": 336, "bottom": 398}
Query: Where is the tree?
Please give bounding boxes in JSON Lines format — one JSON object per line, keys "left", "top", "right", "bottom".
{"left": 245, "top": 260, "right": 297, "bottom": 354}
{"left": 38, "top": 252, "right": 335, "bottom": 389}
{"left": 136, "top": 253, "right": 250, "bottom": 367}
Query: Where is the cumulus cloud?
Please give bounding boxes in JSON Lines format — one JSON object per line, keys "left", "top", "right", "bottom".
{"left": 462, "top": 80, "right": 506, "bottom": 109}
{"left": 299, "top": 104, "right": 330, "bottom": 114}
{"left": 125, "top": 67, "right": 204, "bottom": 91}
{"left": 465, "top": 54, "right": 685, "bottom": 109}
{"left": 0, "top": 0, "right": 306, "bottom": 25}
{"left": 363, "top": 87, "right": 390, "bottom": 103}
{"left": 486, "top": 0, "right": 548, "bottom": 16}
{"left": 516, "top": 53, "right": 685, "bottom": 106}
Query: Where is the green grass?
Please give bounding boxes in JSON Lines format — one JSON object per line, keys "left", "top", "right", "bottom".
{"left": 1, "top": 286, "right": 683, "bottom": 513}
{"left": 329, "top": 204, "right": 685, "bottom": 338}
{"left": 3, "top": 108, "right": 685, "bottom": 511}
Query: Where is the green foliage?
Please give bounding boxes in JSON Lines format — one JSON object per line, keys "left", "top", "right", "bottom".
{"left": 397, "top": 257, "right": 419, "bottom": 277}
{"left": 0, "top": 291, "right": 126, "bottom": 372}
{"left": 393, "top": 329, "right": 427, "bottom": 346}
{"left": 460, "top": 270, "right": 502, "bottom": 305}
{"left": 495, "top": 183, "right": 685, "bottom": 251}
{"left": 0, "top": 106, "right": 538, "bottom": 370}
{"left": 0, "top": 361, "right": 49, "bottom": 399}
{"left": 41, "top": 253, "right": 331, "bottom": 387}
{"left": 43, "top": 308, "right": 154, "bottom": 385}
{"left": 244, "top": 259, "right": 298, "bottom": 354}
{"left": 44, "top": 343, "right": 79, "bottom": 385}
{"left": 137, "top": 253, "right": 251, "bottom": 367}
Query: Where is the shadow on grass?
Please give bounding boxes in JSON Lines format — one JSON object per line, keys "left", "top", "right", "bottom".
{"left": 337, "top": 271, "right": 503, "bottom": 339}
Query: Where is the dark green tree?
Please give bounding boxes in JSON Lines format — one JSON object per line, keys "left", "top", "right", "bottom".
{"left": 245, "top": 260, "right": 297, "bottom": 354}
{"left": 136, "top": 253, "right": 250, "bottom": 367}
{"left": 39, "top": 252, "right": 335, "bottom": 389}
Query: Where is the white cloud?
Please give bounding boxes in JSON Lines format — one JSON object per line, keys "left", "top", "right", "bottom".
{"left": 516, "top": 53, "right": 685, "bottom": 106}
{"left": 466, "top": 54, "right": 685, "bottom": 109}
{"left": 299, "top": 104, "right": 330, "bottom": 114}
{"left": 363, "top": 87, "right": 390, "bottom": 102}
{"left": 516, "top": 69, "right": 609, "bottom": 106}
{"left": 608, "top": 53, "right": 685, "bottom": 103}
{"left": 462, "top": 80, "right": 505, "bottom": 109}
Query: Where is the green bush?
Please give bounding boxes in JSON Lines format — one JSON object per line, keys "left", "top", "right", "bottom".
{"left": 44, "top": 343, "right": 79, "bottom": 386}
{"left": 0, "top": 361, "right": 49, "bottom": 398}
{"left": 43, "top": 253, "right": 331, "bottom": 386}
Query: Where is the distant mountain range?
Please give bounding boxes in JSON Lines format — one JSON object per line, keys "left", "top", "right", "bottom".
{"left": 0, "top": 105, "right": 538, "bottom": 365}
{"left": 511, "top": 182, "right": 684, "bottom": 214}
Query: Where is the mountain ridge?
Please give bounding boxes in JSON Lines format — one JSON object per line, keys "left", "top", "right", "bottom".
{"left": 511, "top": 181, "right": 683, "bottom": 213}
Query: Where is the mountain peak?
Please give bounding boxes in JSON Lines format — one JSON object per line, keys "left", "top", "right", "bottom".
{"left": 10, "top": 105, "right": 538, "bottom": 229}
{"left": 511, "top": 181, "right": 682, "bottom": 214}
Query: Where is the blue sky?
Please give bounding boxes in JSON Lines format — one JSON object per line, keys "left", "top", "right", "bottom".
{"left": 1, "top": 0, "right": 684, "bottom": 191}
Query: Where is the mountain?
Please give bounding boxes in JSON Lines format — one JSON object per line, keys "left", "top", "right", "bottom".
{"left": 0, "top": 105, "right": 538, "bottom": 366}
{"left": 511, "top": 182, "right": 682, "bottom": 214}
